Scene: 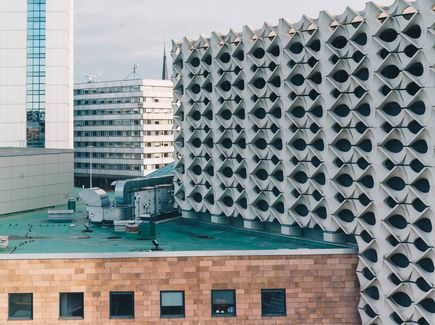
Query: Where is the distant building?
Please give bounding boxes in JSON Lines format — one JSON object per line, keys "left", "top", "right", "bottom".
{"left": 0, "top": 0, "right": 73, "bottom": 214}
{"left": 73, "top": 79, "right": 174, "bottom": 188}
{"left": 0, "top": 0, "right": 73, "bottom": 149}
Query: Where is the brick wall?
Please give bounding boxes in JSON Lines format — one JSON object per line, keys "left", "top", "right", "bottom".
{"left": 0, "top": 253, "right": 360, "bottom": 324}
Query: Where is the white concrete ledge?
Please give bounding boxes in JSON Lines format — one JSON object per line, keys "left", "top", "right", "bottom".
{"left": 0, "top": 248, "right": 357, "bottom": 260}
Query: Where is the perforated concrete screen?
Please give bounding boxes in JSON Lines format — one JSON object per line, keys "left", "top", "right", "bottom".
{"left": 172, "top": 0, "right": 434, "bottom": 323}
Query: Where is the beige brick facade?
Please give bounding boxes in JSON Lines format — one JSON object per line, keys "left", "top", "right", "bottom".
{"left": 0, "top": 254, "right": 360, "bottom": 324}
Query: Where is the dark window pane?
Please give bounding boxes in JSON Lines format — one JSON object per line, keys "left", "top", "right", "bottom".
{"left": 110, "top": 292, "right": 134, "bottom": 318}
{"left": 160, "top": 291, "right": 185, "bottom": 318}
{"left": 59, "top": 293, "right": 84, "bottom": 318}
{"left": 9, "top": 293, "right": 33, "bottom": 320}
{"left": 261, "top": 289, "right": 286, "bottom": 316}
{"left": 212, "top": 290, "right": 236, "bottom": 316}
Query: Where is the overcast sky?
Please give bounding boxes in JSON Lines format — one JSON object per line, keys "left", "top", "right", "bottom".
{"left": 74, "top": 0, "right": 393, "bottom": 82}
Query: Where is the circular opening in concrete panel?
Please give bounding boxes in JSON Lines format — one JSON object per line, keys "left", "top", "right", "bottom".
{"left": 308, "top": 39, "right": 320, "bottom": 52}
{"left": 360, "top": 211, "right": 376, "bottom": 226}
{"left": 417, "top": 258, "right": 434, "bottom": 273}
{"left": 362, "top": 267, "right": 375, "bottom": 281}
{"left": 191, "top": 138, "right": 201, "bottom": 148}
{"left": 293, "top": 171, "right": 308, "bottom": 183}
{"left": 238, "top": 197, "right": 247, "bottom": 209}
{"left": 272, "top": 170, "right": 283, "bottom": 182}
{"left": 406, "top": 82, "right": 421, "bottom": 96}
{"left": 337, "top": 209, "right": 355, "bottom": 223}
{"left": 415, "top": 218, "right": 432, "bottom": 233}
{"left": 220, "top": 138, "right": 232, "bottom": 149}
{"left": 222, "top": 167, "right": 233, "bottom": 178}
{"left": 273, "top": 202, "right": 284, "bottom": 214}
{"left": 419, "top": 299, "right": 435, "bottom": 313}
{"left": 337, "top": 174, "right": 353, "bottom": 187}
{"left": 206, "top": 194, "right": 214, "bottom": 204}
{"left": 220, "top": 52, "right": 231, "bottom": 63}
{"left": 205, "top": 166, "right": 214, "bottom": 176}
{"left": 309, "top": 72, "right": 322, "bottom": 84}
{"left": 191, "top": 84, "right": 201, "bottom": 94}
{"left": 294, "top": 204, "right": 309, "bottom": 217}
{"left": 381, "top": 102, "right": 401, "bottom": 116}
{"left": 192, "top": 165, "right": 202, "bottom": 176}
{"left": 253, "top": 47, "right": 265, "bottom": 59}
{"left": 407, "top": 62, "right": 423, "bottom": 76}
{"left": 334, "top": 69, "right": 350, "bottom": 83}
{"left": 234, "top": 79, "right": 245, "bottom": 90}
{"left": 379, "top": 28, "right": 398, "bottom": 42}
{"left": 253, "top": 78, "right": 266, "bottom": 89}
{"left": 416, "top": 277, "right": 431, "bottom": 292}
{"left": 191, "top": 110, "right": 201, "bottom": 121}
{"left": 204, "top": 82, "right": 213, "bottom": 93}
{"left": 360, "top": 230, "right": 374, "bottom": 243}
{"left": 391, "top": 292, "right": 412, "bottom": 307}
{"left": 333, "top": 104, "right": 350, "bottom": 117}
{"left": 223, "top": 196, "right": 234, "bottom": 207}
{"left": 220, "top": 81, "right": 231, "bottom": 92}
{"left": 254, "top": 107, "right": 266, "bottom": 119}
{"left": 364, "top": 286, "right": 380, "bottom": 300}
{"left": 353, "top": 32, "right": 367, "bottom": 45}
{"left": 334, "top": 139, "right": 351, "bottom": 152}
{"left": 203, "top": 55, "right": 212, "bottom": 65}
{"left": 331, "top": 36, "right": 347, "bottom": 49}
{"left": 192, "top": 193, "right": 202, "bottom": 203}
{"left": 290, "top": 74, "right": 304, "bottom": 86}
{"left": 404, "top": 24, "right": 421, "bottom": 39}
{"left": 268, "top": 45, "right": 280, "bottom": 57}
{"left": 291, "top": 106, "right": 305, "bottom": 118}
{"left": 362, "top": 304, "right": 376, "bottom": 318}
{"left": 362, "top": 248, "right": 378, "bottom": 263}
{"left": 357, "top": 103, "right": 370, "bottom": 116}
{"left": 270, "top": 76, "right": 281, "bottom": 88}
{"left": 190, "top": 57, "right": 200, "bottom": 67}
{"left": 415, "top": 238, "right": 430, "bottom": 252}
{"left": 255, "top": 138, "right": 267, "bottom": 150}
{"left": 314, "top": 206, "right": 326, "bottom": 218}
{"left": 381, "top": 65, "right": 400, "bottom": 79}
{"left": 354, "top": 86, "right": 366, "bottom": 98}
{"left": 355, "top": 67, "right": 369, "bottom": 81}
{"left": 255, "top": 168, "right": 268, "bottom": 181}
{"left": 389, "top": 253, "right": 410, "bottom": 268}
{"left": 234, "top": 50, "right": 244, "bottom": 61}
{"left": 289, "top": 42, "right": 303, "bottom": 54}
{"left": 236, "top": 168, "right": 246, "bottom": 179}
{"left": 256, "top": 199, "right": 269, "bottom": 212}
{"left": 220, "top": 109, "right": 232, "bottom": 120}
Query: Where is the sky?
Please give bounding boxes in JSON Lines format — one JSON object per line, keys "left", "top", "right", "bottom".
{"left": 74, "top": 0, "right": 394, "bottom": 83}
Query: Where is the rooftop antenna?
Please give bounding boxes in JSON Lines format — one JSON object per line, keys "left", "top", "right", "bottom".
{"left": 85, "top": 74, "right": 100, "bottom": 83}
{"left": 124, "top": 64, "right": 142, "bottom": 80}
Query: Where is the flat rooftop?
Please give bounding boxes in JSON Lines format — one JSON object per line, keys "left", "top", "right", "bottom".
{"left": 0, "top": 189, "right": 353, "bottom": 256}
{"left": 0, "top": 147, "right": 72, "bottom": 157}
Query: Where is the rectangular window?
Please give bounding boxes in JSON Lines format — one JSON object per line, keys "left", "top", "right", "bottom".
{"left": 261, "top": 289, "right": 286, "bottom": 317}
{"left": 110, "top": 292, "right": 134, "bottom": 319}
{"left": 9, "top": 293, "right": 33, "bottom": 320}
{"left": 59, "top": 292, "right": 84, "bottom": 319}
{"left": 160, "top": 291, "right": 185, "bottom": 318}
{"left": 211, "top": 290, "right": 236, "bottom": 317}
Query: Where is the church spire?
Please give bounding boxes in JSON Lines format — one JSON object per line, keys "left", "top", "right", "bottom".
{"left": 162, "top": 44, "right": 168, "bottom": 80}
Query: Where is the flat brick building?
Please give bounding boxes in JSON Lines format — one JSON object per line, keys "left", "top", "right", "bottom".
{"left": 0, "top": 252, "right": 359, "bottom": 324}
{"left": 0, "top": 201, "right": 360, "bottom": 324}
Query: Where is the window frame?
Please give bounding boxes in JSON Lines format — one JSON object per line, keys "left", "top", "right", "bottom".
{"left": 160, "top": 290, "right": 185, "bottom": 318}
{"left": 261, "top": 288, "right": 287, "bottom": 317}
{"left": 8, "top": 293, "right": 33, "bottom": 320}
{"left": 109, "top": 291, "right": 135, "bottom": 319}
{"left": 59, "top": 292, "right": 84, "bottom": 320}
{"left": 211, "top": 289, "right": 236, "bottom": 317}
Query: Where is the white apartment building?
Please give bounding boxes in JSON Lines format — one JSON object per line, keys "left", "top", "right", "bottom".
{"left": 73, "top": 79, "right": 174, "bottom": 188}
{"left": 0, "top": 0, "right": 73, "bottom": 149}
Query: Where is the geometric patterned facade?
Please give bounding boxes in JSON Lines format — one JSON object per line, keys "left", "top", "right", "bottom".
{"left": 172, "top": 0, "right": 435, "bottom": 323}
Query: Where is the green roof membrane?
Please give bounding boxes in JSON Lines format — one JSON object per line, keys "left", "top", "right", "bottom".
{"left": 0, "top": 188, "right": 351, "bottom": 255}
